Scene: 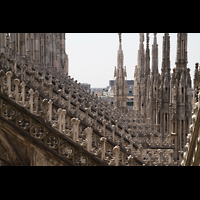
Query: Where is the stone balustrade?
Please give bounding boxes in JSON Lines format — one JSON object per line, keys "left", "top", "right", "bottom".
{"left": 0, "top": 52, "right": 176, "bottom": 166}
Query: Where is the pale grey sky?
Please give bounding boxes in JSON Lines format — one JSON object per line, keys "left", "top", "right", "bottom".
{"left": 66, "top": 33, "right": 200, "bottom": 88}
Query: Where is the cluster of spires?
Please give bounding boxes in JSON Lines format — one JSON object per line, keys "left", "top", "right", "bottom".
{"left": 114, "top": 33, "right": 176, "bottom": 91}
{"left": 114, "top": 33, "right": 191, "bottom": 159}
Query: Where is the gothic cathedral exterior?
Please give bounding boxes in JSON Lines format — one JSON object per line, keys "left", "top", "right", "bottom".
{"left": 114, "top": 33, "right": 192, "bottom": 160}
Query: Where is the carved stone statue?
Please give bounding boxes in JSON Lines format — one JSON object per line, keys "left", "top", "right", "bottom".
{"left": 118, "top": 33, "right": 122, "bottom": 44}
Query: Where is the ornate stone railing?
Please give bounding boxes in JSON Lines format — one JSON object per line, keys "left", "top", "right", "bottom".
{"left": 0, "top": 54, "right": 143, "bottom": 166}
{"left": 0, "top": 92, "right": 108, "bottom": 166}
{"left": 0, "top": 52, "right": 176, "bottom": 166}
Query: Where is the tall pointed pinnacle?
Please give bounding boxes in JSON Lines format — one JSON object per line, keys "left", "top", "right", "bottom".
{"left": 176, "top": 33, "right": 188, "bottom": 65}
{"left": 114, "top": 66, "right": 117, "bottom": 77}
{"left": 139, "top": 33, "right": 144, "bottom": 49}
{"left": 145, "top": 33, "right": 150, "bottom": 76}
{"left": 153, "top": 33, "right": 157, "bottom": 45}
{"left": 117, "top": 33, "right": 123, "bottom": 69}
{"left": 152, "top": 33, "right": 158, "bottom": 74}
{"left": 114, "top": 33, "right": 127, "bottom": 113}
{"left": 161, "top": 33, "right": 170, "bottom": 76}
{"left": 146, "top": 33, "right": 149, "bottom": 49}
{"left": 138, "top": 33, "right": 145, "bottom": 77}
{"left": 118, "top": 33, "right": 122, "bottom": 52}
{"left": 118, "top": 33, "right": 122, "bottom": 44}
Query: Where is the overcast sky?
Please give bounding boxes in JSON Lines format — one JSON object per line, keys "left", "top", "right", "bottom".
{"left": 66, "top": 33, "right": 200, "bottom": 88}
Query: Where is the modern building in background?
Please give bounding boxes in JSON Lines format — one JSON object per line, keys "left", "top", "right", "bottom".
{"left": 106, "top": 80, "right": 134, "bottom": 111}
{"left": 81, "top": 83, "right": 91, "bottom": 92}
{"left": 92, "top": 79, "right": 134, "bottom": 111}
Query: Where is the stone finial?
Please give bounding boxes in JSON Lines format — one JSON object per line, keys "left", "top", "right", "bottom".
{"left": 62, "top": 109, "right": 67, "bottom": 133}
{"left": 146, "top": 33, "right": 149, "bottom": 49}
{"left": 154, "top": 33, "right": 157, "bottom": 44}
{"left": 71, "top": 118, "right": 77, "bottom": 125}
{"left": 20, "top": 81, "right": 26, "bottom": 104}
{"left": 33, "top": 90, "right": 39, "bottom": 114}
{"left": 118, "top": 33, "right": 122, "bottom": 44}
{"left": 40, "top": 98, "right": 48, "bottom": 122}
{"left": 0, "top": 69, "right": 5, "bottom": 77}
{"left": 71, "top": 118, "right": 80, "bottom": 142}
{"left": 128, "top": 155, "right": 134, "bottom": 166}
{"left": 0, "top": 70, "right": 5, "bottom": 93}
{"left": 13, "top": 78, "right": 20, "bottom": 86}
{"left": 85, "top": 127, "right": 93, "bottom": 151}
{"left": 140, "top": 33, "right": 144, "bottom": 44}
{"left": 13, "top": 79, "right": 20, "bottom": 103}
{"left": 48, "top": 100, "right": 53, "bottom": 123}
{"left": 6, "top": 71, "right": 13, "bottom": 96}
{"left": 28, "top": 89, "right": 34, "bottom": 113}
{"left": 113, "top": 146, "right": 120, "bottom": 166}
{"left": 100, "top": 137, "right": 107, "bottom": 161}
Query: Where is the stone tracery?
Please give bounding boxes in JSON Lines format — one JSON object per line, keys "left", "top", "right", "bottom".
{"left": 0, "top": 33, "right": 192, "bottom": 166}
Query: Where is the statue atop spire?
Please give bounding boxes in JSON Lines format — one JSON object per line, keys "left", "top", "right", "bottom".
{"left": 162, "top": 33, "right": 170, "bottom": 75}
{"left": 176, "top": 33, "right": 188, "bottom": 64}
{"left": 145, "top": 33, "right": 150, "bottom": 77}
{"left": 117, "top": 33, "right": 123, "bottom": 67}
{"left": 140, "top": 33, "right": 144, "bottom": 44}
{"left": 118, "top": 33, "right": 122, "bottom": 44}
{"left": 152, "top": 33, "right": 158, "bottom": 75}
{"left": 153, "top": 33, "right": 157, "bottom": 45}
{"left": 146, "top": 33, "right": 149, "bottom": 49}
{"left": 138, "top": 33, "right": 145, "bottom": 78}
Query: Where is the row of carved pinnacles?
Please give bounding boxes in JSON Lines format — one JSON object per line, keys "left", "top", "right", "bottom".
{"left": 0, "top": 52, "right": 156, "bottom": 137}
{"left": 1, "top": 100, "right": 178, "bottom": 166}
{"left": 0, "top": 58, "right": 137, "bottom": 166}
{"left": 0, "top": 52, "right": 175, "bottom": 165}
{"left": 0, "top": 51, "right": 177, "bottom": 166}
{"left": 0, "top": 100, "right": 101, "bottom": 166}
{"left": 0, "top": 76, "right": 126, "bottom": 166}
